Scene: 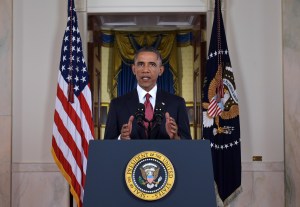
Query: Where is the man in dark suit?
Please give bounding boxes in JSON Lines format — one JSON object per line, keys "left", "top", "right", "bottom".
{"left": 104, "top": 47, "right": 192, "bottom": 140}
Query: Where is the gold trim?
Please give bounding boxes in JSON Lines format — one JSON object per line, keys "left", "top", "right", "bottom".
{"left": 125, "top": 151, "right": 175, "bottom": 201}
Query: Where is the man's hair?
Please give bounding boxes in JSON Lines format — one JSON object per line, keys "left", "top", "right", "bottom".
{"left": 133, "top": 47, "right": 163, "bottom": 65}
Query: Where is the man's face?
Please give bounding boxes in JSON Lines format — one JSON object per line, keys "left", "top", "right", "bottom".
{"left": 132, "top": 51, "right": 164, "bottom": 92}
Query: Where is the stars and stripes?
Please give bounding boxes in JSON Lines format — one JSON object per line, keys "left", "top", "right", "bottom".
{"left": 208, "top": 97, "right": 223, "bottom": 117}
{"left": 202, "top": 0, "right": 242, "bottom": 206}
{"left": 51, "top": 1, "right": 94, "bottom": 207}
{"left": 208, "top": 79, "right": 224, "bottom": 117}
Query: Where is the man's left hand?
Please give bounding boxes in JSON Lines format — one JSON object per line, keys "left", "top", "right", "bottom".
{"left": 165, "top": 112, "right": 180, "bottom": 140}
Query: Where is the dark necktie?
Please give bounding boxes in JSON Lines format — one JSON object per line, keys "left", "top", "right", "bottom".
{"left": 144, "top": 93, "right": 153, "bottom": 129}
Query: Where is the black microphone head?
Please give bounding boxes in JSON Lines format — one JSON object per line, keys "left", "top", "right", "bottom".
{"left": 134, "top": 103, "right": 145, "bottom": 126}
{"left": 153, "top": 102, "right": 164, "bottom": 125}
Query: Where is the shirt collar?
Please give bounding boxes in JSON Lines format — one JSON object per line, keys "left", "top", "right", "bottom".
{"left": 137, "top": 84, "right": 157, "bottom": 104}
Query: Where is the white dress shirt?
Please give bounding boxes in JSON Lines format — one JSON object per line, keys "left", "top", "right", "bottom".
{"left": 137, "top": 84, "right": 157, "bottom": 108}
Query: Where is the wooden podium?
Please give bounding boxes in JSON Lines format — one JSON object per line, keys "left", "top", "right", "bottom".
{"left": 83, "top": 140, "right": 217, "bottom": 207}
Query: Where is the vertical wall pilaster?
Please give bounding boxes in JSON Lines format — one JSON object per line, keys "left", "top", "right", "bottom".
{"left": 283, "top": 0, "right": 300, "bottom": 206}
{"left": 0, "top": 0, "right": 12, "bottom": 206}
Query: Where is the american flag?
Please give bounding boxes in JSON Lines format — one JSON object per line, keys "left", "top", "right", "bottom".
{"left": 51, "top": 0, "right": 94, "bottom": 206}
{"left": 202, "top": 0, "right": 242, "bottom": 206}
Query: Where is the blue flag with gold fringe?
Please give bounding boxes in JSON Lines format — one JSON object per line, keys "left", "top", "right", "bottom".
{"left": 202, "top": 0, "right": 242, "bottom": 206}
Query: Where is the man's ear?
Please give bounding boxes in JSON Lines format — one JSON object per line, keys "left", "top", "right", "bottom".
{"left": 132, "top": 65, "right": 136, "bottom": 75}
{"left": 159, "top": 65, "right": 164, "bottom": 76}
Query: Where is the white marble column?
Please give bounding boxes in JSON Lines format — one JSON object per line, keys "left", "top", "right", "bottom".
{"left": 283, "top": 0, "right": 300, "bottom": 206}
{"left": 0, "top": 0, "right": 12, "bottom": 206}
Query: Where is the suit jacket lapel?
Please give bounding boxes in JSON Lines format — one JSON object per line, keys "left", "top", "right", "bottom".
{"left": 126, "top": 89, "right": 147, "bottom": 139}
{"left": 125, "top": 89, "right": 139, "bottom": 116}
{"left": 156, "top": 91, "right": 167, "bottom": 108}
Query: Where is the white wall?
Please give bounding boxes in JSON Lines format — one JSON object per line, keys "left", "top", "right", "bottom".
{"left": 13, "top": 0, "right": 67, "bottom": 162}
{"left": 13, "top": 0, "right": 283, "bottom": 163}
{"left": 225, "top": 0, "right": 283, "bottom": 162}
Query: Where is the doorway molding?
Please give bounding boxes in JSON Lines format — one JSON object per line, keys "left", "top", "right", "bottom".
{"left": 86, "top": 0, "right": 211, "bottom": 13}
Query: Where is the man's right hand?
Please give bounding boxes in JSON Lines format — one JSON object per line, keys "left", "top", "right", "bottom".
{"left": 120, "top": 115, "right": 134, "bottom": 140}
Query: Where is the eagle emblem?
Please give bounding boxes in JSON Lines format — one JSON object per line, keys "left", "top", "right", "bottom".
{"left": 125, "top": 151, "right": 175, "bottom": 201}
{"left": 139, "top": 163, "right": 162, "bottom": 189}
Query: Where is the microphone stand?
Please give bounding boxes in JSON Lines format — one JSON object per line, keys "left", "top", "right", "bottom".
{"left": 147, "top": 117, "right": 161, "bottom": 139}
{"left": 144, "top": 119, "right": 152, "bottom": 139}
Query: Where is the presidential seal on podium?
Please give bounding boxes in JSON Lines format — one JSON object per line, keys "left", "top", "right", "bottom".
{"left": 125, "top": 151, "right": 175, "bottom": 201}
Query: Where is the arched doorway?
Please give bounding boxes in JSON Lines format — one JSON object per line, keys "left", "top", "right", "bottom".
{"left": 87, "top": 13, "right": 207, "bottom": 139}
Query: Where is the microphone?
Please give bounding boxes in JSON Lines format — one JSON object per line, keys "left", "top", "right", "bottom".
{"left": 134, "top": 103, "right": 145, "bottom": 127}
{"left": 151, "top": 102, "right": 164, "bottom": 127}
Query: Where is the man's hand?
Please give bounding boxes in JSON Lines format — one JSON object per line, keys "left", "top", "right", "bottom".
{"left": 120, "top": 116, "right": 134, "bottom": 140}
{"left": 165, "top": 112, "right": 180, "bottom": 140}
